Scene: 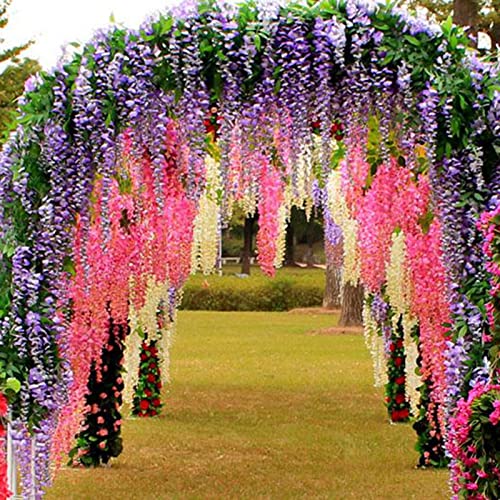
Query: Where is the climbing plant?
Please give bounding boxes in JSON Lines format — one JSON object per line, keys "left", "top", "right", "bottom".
{"left": 0, "top": 0, "right": 498, "bottom": 496}
{"left": 132, "top": 340, "right": 163, "bottom": 418}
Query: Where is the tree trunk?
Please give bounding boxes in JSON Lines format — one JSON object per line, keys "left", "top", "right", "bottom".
{"left": 339, "top": 282, "right": 364, "bottom": 326}
{"left": 323, "top": 240, "right": 342, "bottom": 309}
{"left": 305, "top": 220, "right": 315, "bottom": 267}
{"left": 489, "top": 25, "right": 499, "bottom": 50}
{"left": 453, "top": 0, "right": 479, "bottom": 31}
{"left": 284, "top": 222, "right": 295, "bottom": 266}
{"left": 241, "top": 215, "right": 254, "bottom": 275}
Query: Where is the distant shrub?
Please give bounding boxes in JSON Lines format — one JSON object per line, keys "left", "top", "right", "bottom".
{"left": 180, "top": 269, "right": 324, "bottom": 311}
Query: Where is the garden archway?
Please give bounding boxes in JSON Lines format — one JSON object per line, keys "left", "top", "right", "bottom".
{"left": 0, "top": 0, "right": 498, "bottom": 497}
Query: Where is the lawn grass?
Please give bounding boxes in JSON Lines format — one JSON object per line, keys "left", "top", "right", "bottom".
{"left": 47, "top": 311, "right": 448, "bottom": 499}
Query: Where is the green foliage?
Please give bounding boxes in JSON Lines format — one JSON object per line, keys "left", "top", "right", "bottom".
{"left": 0, "top": 1, "right": 31, "bottom": 65}
{"left": 405, "top": 0, "right": 500, "bottom": 46}
{"left": 0, "top": 58, "right": 41, "bottom": 140}
{"left": 465, "top": 388, "right": 500, "bottom": 499}
{"left": 411, "top": 324, "right": 449, "bottom": 468}
{"left": 0, "top": 1, "right": 39, "bottom": 139}
{"left": 181, "top": 267, "right": 325, "bottom": 311}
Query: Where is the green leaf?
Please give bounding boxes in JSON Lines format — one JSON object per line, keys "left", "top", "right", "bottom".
{"left": 254, "top": 34, "right": 261, "bottom": 51}
{"left": 5, "top": 377, "right": 21, "bottom": 393}
{"left": 441, "top": 16, "right": 453, "bottom": 36}
{"left": 403, "top": 34, "right": 420, "bottom": 47}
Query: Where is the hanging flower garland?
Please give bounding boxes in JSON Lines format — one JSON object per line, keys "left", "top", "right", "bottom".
{"left": 256, "top": 158, "right": 285, "bottom": 277}
{"left": 357, "top": 159, "right": 402, "bottom": 293}
{"left": 191, "top": 195, "right": 220, "bottom": 275}
{"left": 53, "top": 176, "right": 135, "bottom": 467}
{"left": 386, "top": 231, "right": 420, "bottom": 414}
{"left": 367, "top": 292, "right": 411, "bottom": 422}
{"left": 292, "top": 142, "right": 315, "bottom": 210}
{"left": 405, "top": 218, "right": 452, "bottom": 436}
{"left": 362, "top": 297, "right": 387, "bottom": 388}
{"left": 125, "top": 279, "right": 170, "bottom": 405}
{"left": 122, "top": 321, "right": 143, "bottom": 408}
{"left": 0, "top": 0, "right": 496, "bottom": 494}
{"left": 325, "top": 170, "right": 361, "bottom": 286}
{"left": 480, "top": 204, "right": 500, "bottom": 370}
{"left": 68, "top": 320, "right": 126, "bottom": 467}
{"left": 191, "top": 156, "right": 222, "bottom": 275}
{"left": 386, "top": 232, "right": 411, "bottom": 315}
{"left": 274, "top": 187, "right": 292, "bottom": 269}
{"left": 340, "top": 139, "right": 370, "bottom": 219}
{"left": 448, "top": 382, "right": 500, "bottom": 498}
{"left": 402, "top": 314, "right": 420, "bottom": 417}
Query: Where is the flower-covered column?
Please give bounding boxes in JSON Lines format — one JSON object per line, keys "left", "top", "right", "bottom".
{"left": 132, "top": 340, "right": 163, "bottom": 418}
{"left": 68, "top": 319, "right": 126, "bottom": 467}
{"left": 385, "top": 316, "right": 411, "bottom": 423}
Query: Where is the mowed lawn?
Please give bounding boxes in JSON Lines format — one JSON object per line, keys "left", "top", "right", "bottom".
{"left": 47, "top": 311, "right": 448, "bottom": 499}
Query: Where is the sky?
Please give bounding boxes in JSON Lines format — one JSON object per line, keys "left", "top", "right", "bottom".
{"left": 3, "top": 0, "right": 179, "bottom": 70}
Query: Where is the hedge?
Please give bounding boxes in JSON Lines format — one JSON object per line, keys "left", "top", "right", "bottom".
{"left": 180, "top": 269, "right": 325, "bottom": 311}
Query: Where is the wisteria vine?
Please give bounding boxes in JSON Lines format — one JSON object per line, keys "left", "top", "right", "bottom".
{"left": 0, "top": 0, "right": 497, "bottom": 497}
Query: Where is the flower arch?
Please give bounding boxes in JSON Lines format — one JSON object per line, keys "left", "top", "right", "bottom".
{"left": 0, "top": 0, "right": 498, "bottom": 496}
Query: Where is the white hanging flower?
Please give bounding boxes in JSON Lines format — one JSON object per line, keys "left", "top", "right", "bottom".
{"left": 274, "top": 187, "right": 291, "bottom": 268}
{"left": 191, "top": 156, "right": 222, "bottom": 275}
{"left": 325, "top": 170, "right": 360, "bottom": 285}
{"left": 125, "top": 277, "right": 171, "bottom": 404}
{"left": 386, "top": 230, "right": 420, "bottom": 414}
{"left": 386, "top": 231, "right": 411, "bottom": 317}
{"left": 362, "top": 297, "right": 387, "bottom": 387}
{"left": 191, "top": 195, "right": 220, "bottom": 274}
{"left": 402, "top": 313, "right": 420, "bottom": 415}
{"left": 293, "top": 142, "right": 315, "bottom": 209}
{"left": 240, "top": 172, "right": 259, "bottom": 217}
{"left": 122, "top": 321, "right": 143, "bottom": 405}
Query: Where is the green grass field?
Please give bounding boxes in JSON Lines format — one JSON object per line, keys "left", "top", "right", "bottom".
{"left": 47, "top": 311, "right": 448, "bottom": 499}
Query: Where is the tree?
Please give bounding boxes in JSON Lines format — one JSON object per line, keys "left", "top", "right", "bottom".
{"left": 288, "top": 208, "right": 323, "bottom": 265}
{"left": 0, "top": 1, "right": 39, "bottom": 140}
{"left": 241, "top": 214, "right": 256, "bottom": 275}
{"left": 0, "top": 58, "right": 40, "bottom": 139}
{"left": 407, "top": 0, "right": 499, "bottom": 46}
{"left": 338, "top": 282, "right": 364, "bottom": 326}
{"left": 284, "top": 221, "right": 296, "bottom": 266}
{"left": 322, "top": 239, "right": 342, "bottom": 309}
{"left": 0, "top": 1, "right": 30, "bottom": 63}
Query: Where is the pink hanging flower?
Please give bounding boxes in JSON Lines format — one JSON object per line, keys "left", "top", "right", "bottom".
{"left": 256, "top": 156, "right": 284, "bottom": 277}
{"left": 489, "top": 400, "right": 500, "bottom": 425}
{"left": 53, "top": 121, "right": 198, "bottom": 463}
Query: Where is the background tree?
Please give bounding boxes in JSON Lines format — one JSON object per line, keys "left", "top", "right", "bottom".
{"left": 241, "top": 213, "right": 256, "bottom": 275}
{"left": 0, "top": 0, "right": 40, "bottom": 140}
{"left": 338, "top": 282, "right": 364, "bottom": 326}
{"left": 323, "top": 238, "right": 342, "bottom": 309}
{"left": 287, "top": 208, "right": 323, "bottom": 267}
{"left": 0, "top": 58, "right": 40, "bottom": 138}
{"left": 407, "top": 0, "right": 499, "bottom": 46}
